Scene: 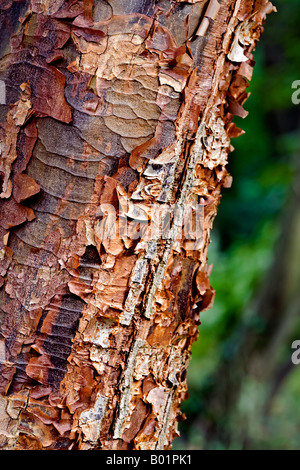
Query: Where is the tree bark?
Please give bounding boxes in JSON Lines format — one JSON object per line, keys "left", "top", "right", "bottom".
{"left": 0, "top": 0, "right": 274, "bottom": 450}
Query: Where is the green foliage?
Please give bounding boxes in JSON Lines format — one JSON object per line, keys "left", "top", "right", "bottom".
{"left": 175, "top": 0, "right": 300, "bottom": 450}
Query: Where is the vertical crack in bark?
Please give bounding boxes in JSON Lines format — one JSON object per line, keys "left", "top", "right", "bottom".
{"left": 113, "top": 339, "right": 145, "bottom": 440}
{"left": 156, "top": 389, "right": 174, "bottom": 450}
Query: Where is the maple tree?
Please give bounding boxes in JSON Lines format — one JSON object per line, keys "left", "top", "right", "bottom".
{"left": 0, "top": 0, "right": 275, "bottom": 450}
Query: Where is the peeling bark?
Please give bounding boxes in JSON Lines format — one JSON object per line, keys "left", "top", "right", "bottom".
{"left": 0, "top": 0, "right": 275, "bottom": 450}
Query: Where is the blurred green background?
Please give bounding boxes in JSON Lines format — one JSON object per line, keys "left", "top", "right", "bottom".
{"left": 175, "top": 0, "right": 300, "bottom": 450}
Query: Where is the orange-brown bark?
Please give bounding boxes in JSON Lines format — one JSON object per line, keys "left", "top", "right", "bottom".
{"left": 0, "top": 0, "right": 275, "bottom": 450}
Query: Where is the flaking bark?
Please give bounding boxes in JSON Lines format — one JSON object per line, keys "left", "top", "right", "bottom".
{"left": 0, "top": 0, "right": 275, "bottom": 450}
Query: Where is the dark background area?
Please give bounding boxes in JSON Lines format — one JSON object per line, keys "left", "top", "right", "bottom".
{"left": 175, "top": 0, "right": 300, "bottom": 450}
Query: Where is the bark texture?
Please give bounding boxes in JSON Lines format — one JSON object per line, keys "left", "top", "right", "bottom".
{"left": 0, "top": 0, "right": 275, "bottom": 450}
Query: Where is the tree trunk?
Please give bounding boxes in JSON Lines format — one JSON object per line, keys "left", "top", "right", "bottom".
{"left": 0, "top": 0, "right": 274, "bottom": 450}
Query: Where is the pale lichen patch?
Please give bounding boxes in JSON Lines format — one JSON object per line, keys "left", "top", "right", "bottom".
{"left": 79, "top": 394, "right": 108, "bottom": 443}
